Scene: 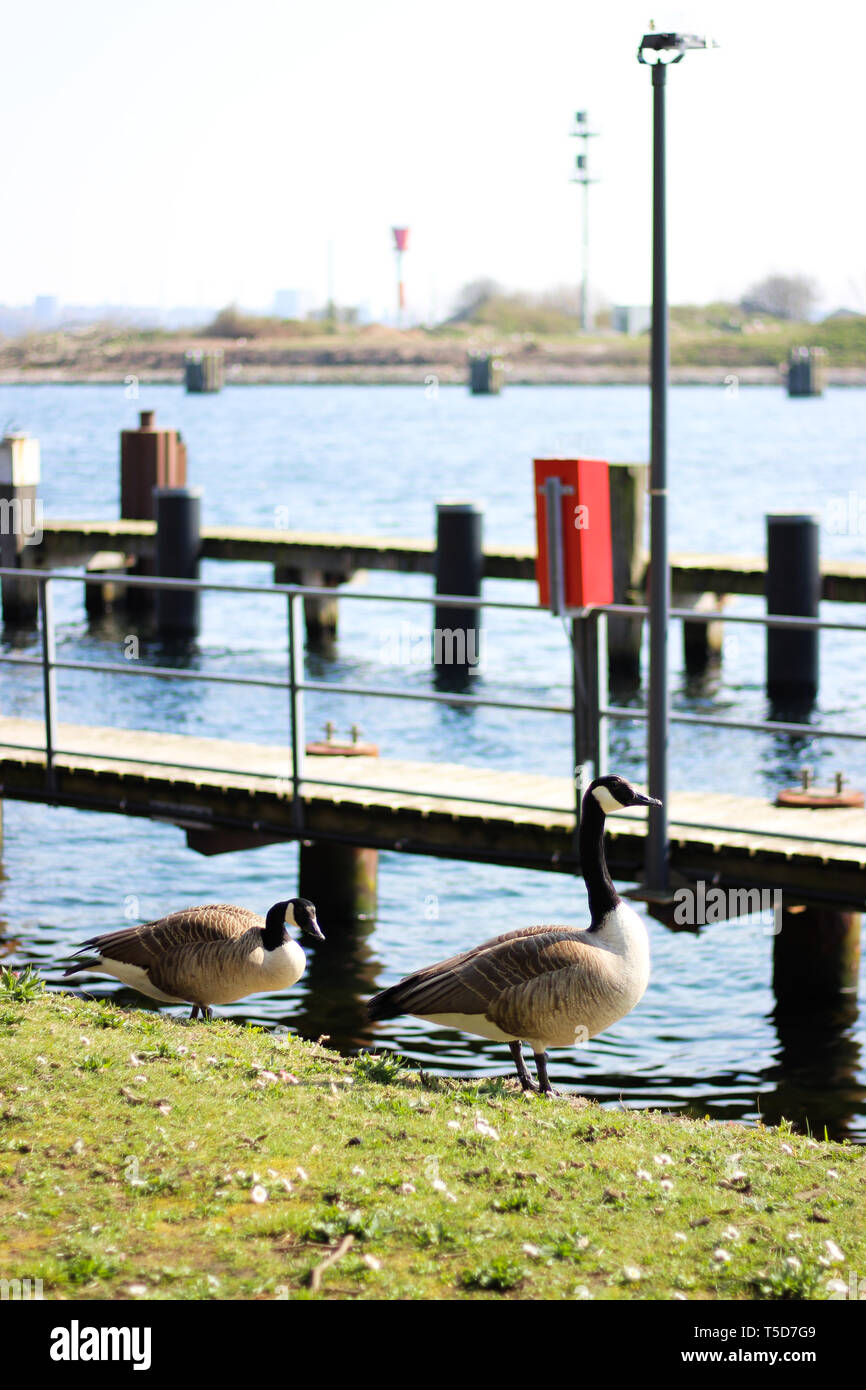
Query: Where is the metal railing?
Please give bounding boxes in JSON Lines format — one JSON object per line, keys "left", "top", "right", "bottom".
{"left": 0, "top": 567, "right": 865, "bottom": 858}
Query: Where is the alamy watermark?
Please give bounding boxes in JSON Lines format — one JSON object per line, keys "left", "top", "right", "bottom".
{"left": 673, "top": 881, "right": 782, "bottom": 935}
{"left": 1, "top": 1275, "right": 43, "bottom": 1300}
{"left": 0, "top": 497, "right": 43, "bottom": 546}
{"left": 380, "top": 620, "right": 486, "bottom": 674}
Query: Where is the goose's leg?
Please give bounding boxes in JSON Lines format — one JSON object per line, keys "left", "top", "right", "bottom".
{"left": 533, "top": 1051, "right": 560, "bottom": 1098}
{"left": 189, "top": 1005, "right": 200, "bottom": 1022}
{"left": 509, "top": 1040, "right": 539, "bottom": 1093}
{"left": 202, "top": 1005, "right": 213, "bottom": 1022}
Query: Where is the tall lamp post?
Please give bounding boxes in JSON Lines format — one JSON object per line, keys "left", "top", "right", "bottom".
{"left": 638, "top": 30, "right": 717, "bottom": 890}
{"left": 569, "top": 112, "right": 598, "bottom": 332}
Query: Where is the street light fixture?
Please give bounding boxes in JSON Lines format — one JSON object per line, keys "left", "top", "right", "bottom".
{"left": 637, "top": 29, "right": 718, "bottom": 891}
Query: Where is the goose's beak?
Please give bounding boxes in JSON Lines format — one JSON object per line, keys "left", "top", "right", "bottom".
{"left": 632, "top": 791, "right": 663, "bottom": 808}
{"left": 307, "top": 916, "right": 325, "bottom": 942}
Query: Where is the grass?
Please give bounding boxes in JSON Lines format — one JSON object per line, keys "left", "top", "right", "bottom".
{"left": 0, "top": 979, "right": 864, "bottom": 1301}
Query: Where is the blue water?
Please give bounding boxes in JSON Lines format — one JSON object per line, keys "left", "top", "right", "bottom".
{"left": 2, "top": 382, "right": 865, "bottom": 1138}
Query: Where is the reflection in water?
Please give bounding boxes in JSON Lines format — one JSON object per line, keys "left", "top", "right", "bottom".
{"left": 289, "top": 920, "right": 382, "bottom": 1052}
{"left": 764, "top": 998, "right": 864, "bottom": 1141}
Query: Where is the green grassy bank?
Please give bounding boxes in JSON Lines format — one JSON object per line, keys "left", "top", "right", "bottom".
{"left": 1, "top": 973, "right": 863, "bottom": 1301}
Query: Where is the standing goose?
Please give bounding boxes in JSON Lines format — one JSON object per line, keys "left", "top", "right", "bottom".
{"left": 64, "top": 898, "right": 323, "bottom": 1020}
{"left": 367, "top": 775, "right": 659, "bottom": 1096}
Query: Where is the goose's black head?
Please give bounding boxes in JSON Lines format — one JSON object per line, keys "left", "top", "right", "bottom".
{"left": 585, "top": 775, "right": 662, "bottom": 816}
{"left": 265, "top": 897, "right": 325, "bottom": 943}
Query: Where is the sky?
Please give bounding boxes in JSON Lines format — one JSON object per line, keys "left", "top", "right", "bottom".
{"left": 4, "top": 0, "right": 866, "bottom": 319}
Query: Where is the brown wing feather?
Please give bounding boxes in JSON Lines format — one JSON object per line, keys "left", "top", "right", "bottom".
{"left": 369, "top": 925, "right": 590, "bottom": 1019}
{"left": 74, "top": 905, "right": 264, "bottom": 972}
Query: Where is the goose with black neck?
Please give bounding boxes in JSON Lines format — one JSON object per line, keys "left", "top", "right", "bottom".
{"left": 367, "top": 775, "right": 660, "bottom": 1096}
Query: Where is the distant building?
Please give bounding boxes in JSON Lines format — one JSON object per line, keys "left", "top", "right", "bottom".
{"left": 33, "top": 295, "right": 60, "bottom": 327}
{"left": 612, "top": 305, "right": 651, "bottom": 335}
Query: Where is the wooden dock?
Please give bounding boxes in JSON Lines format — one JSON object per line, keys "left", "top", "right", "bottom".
{"left": 1, "top": 716, "right": 864, "bottom": 905}
{"left": 27, "top": 521, "right": 866, "bottom": 601}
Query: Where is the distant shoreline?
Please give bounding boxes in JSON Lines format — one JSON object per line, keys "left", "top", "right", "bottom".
{"left": 3, "top": 366, "right": 866, "bottom": 387}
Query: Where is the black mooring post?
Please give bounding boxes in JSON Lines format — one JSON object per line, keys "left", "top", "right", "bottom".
{"left": 646, "top": 59, "right": 670, "bottom": 890}
{"left": 153, "top": 486, "right": 202, "bottom": 638}
{"left": 766, "top": 514, "right": 820, "bottom": 703}
{"left": 433, "top": 503, "right": 483, "bottom": 679}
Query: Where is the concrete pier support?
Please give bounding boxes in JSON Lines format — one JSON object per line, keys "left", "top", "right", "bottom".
{"left": 434, "top": 503, "right": 483, "bottom": 679}
{"left": 681, "top": 591, "right": 726, "bottom": 674}
{"left": 0, "top": 433, "right": 41, "bottom": 627}
{"left": 468, "top": 353, "right": 503, "bottom": 394}
{"left": 184, "top": 350, "right": 224, "bottom": 393}
{"left": 773, "top": 903, "right": 861, "bottom": 1014}
{"left": 275, "top": 566, "right": 345, "bottom": 648}
{"left": 607, "top": 461, "right": 647, "bottom": 679}
{"left": 298, "top": 841, "right": 378, "bottom": 923}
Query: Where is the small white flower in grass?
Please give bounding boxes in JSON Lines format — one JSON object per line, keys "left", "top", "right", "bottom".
{"left": 70, "top": 1138, "right": 85, "bottom": 1155}
{"left": 133, "top": 1075, "right": 147, "bottom": 1085}
{"left": 573, "top": 1286, "right": 593, "bottom": 1300}
{"left": 721, "top": 1225, "right": 741, "bottom": 1242}
{"left": 826, "top": 1169, "right": 840, "bottom": 1181}
{"left": 713, "top": 1248, "right": 732, "bottom": 1264}
{"left": 636, "top": 1168, "right": 652, "bottom": 1182}
{"left": 826, "top": 1277, "right": 848, "bottom": 1297}
{"left": 278, "top": 1071, "right": 299, "bottom": 1084}
{"left": 659, "top": 1179, "right": 674, "bottom": 1193}
{"left": 258, "top": 1070, "right": 279, "bottom": 1084}
{"left": 672, "top": 1292, "right": 688, "bottom": 1301}
{"left": 805, "top": 1138, "right": 820, "bottom": 1149}
{"left": 786, "top": 1230, "right": 803, "bottom": 1242}
{"left": 447, "top": 1120, "right": 460, "bottom": 1131}
{"left": 207, "top": 1275, "right": 220, "bottom": 1290}
{"left": 785, "top": 1257, "right": 802, "bottom": 1272}
{"left": 780, "top": 1142, "right": 794, "bottom": 1155}
{"left": 653, "top": 1154, "right": 673, "bottom": 1167}
{"left": 351, "top": 1166, "right": 365, "bottom": 1177}
{"left": 400, "top": 1182, "right": 416, "bottom": 1195}
{"left": 310, "top": 1145, "right": 322, "bottom": 1155}
{"left": 177, "top": 1046, "right": 188, "bottom": 1056}
{"left": 824, "top": 1239, "right": 845, "bottom": 1265}
{"left": 622, "top": 1266, "right": 642, "bottom": 1283}
{"left": 79, "top": 1036, "right": 91, "bottom": 1046}
{"left": 127, "top": 1284, "right": 148, "bottom": 1296}
{"left": 250, "top": 1185, "right": 268, "bottom": 1205}
{"left": 295, "top": 1166, "right": 308, "bottom": 1182}
{"left": 280, "top": 1179, "right": 294, "bottom": 1194}
{"left": 363, "top": 1254, "right": 382, "bottom": 1272}
{"left": 432, "top": 1178, "right": 447, "bottom": 1192}
{"left": 473, "top": 1114, "right": 499, "bottom": 1140}
{"left": 673, "top": 1232, "right": 687, "bottom": 1243}
{"left": 522, "top": 1243, "right": 541, "bottom": 1258}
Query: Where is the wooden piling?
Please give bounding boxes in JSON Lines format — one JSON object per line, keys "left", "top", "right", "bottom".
{"left": 434, "top": 503, "right": 483, "bottom": 678}
{"left": 0, "top": 433, "right": 41, "bottom": 627}
{"left": 120, "top": 411, "right": 187, "bottom": 614}
{"left": 773, "top": 903, "right": 861, "bottom": 1013}
{"left": 607, "top": 461, "right": 647, "bottom": 679}
{"left": 298, "top": 842, "right": 378, "bottom": 923}
{"left": 766, "top": 514, "right": 819, "bottom": 702}
{"left": 153, "top": 487, "right": 202, "bottom": 638}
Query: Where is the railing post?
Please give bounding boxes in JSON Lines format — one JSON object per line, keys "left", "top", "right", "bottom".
{"left": 287, "top": 590, "right": 305, "bottom": 833}
{"left": 594, "top": 608, "right": 609, "bottom": 776}
{"left": 37, "top": 576, "right": 57, "bottom": 795}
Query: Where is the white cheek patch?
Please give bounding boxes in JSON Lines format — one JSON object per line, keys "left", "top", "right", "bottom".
{"left": 591, "top": 785, "right": 624, "bottom": 815}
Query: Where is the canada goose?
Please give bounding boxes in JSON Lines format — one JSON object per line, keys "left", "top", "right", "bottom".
{"left": 63, "top": 898, "right": 323, "bottom": 1020}
{"left": 367, "top": 775, "right": 660, "bottom": 1096}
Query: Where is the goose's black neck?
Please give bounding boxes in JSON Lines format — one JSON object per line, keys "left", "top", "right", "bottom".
{"left": 579, "top": 792, "right": 621, "bottom": 927}
{"left": 262, "top": 903, "right": 288, "bottom": 951}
